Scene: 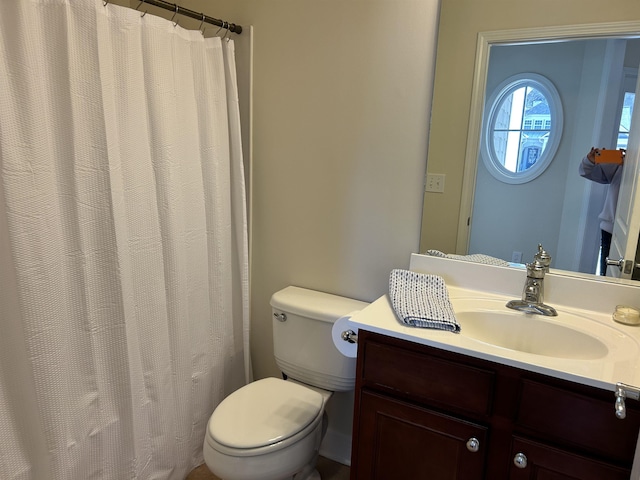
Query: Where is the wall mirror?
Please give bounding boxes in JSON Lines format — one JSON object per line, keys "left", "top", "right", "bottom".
{"left": 448, "top": 22, "right": 640, "bottom": 280}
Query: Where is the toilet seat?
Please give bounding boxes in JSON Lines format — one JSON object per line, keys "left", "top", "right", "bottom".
{"left": 207, "top": 377, "right": 324, "bottom": 456}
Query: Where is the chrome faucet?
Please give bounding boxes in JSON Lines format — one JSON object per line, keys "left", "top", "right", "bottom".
{"left": 506, "top": 245, "right": 557, "bottom": 316}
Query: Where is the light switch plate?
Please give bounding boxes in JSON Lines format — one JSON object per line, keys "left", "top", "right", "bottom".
{"left": 425, "top": 173, "right": 445, "bottom": 193}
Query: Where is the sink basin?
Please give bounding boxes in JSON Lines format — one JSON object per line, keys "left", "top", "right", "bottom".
{"left": 454, "top": 299, "right": 619, "bottom": 360}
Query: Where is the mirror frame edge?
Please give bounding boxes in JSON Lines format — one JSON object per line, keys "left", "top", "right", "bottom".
{"left": 455, "top": 20, "right": 640, "bottom": 255}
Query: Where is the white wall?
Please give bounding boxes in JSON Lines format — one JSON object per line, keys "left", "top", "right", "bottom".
{"left": 215, "top": 0, "right": 441, "bottom": 380}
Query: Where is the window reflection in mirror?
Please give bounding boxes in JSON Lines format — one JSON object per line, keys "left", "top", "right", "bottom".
{"left": 494, "top": 85, "right": 549, "bottom": 172}
{"left": 482, "top": 73, "right": 562, "bottom": 184}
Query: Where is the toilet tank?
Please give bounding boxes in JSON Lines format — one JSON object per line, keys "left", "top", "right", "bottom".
{"left": 270, "top": 286, "right": 369, "bottom": 392}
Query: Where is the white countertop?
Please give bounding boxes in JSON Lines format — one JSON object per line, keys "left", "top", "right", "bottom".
{"left": 349, "top": 288, "right": 640, "bottom": 392}
{"left": 348, "top": 254, "right": 640, "bottom": 392}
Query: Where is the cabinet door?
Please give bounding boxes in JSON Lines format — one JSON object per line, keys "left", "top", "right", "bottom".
{"left": 508, "top": 437, "right": 630, "bottom": 480}
{"left": 352, "top": 390, "right": 487, "bottom": 480}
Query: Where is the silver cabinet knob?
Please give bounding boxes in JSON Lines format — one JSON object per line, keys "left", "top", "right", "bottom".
{"left": 513, "top": 452, "right": 527, "bottom": 469}
{"left": 466, "top": 437, "right": 480, "bottom": 453}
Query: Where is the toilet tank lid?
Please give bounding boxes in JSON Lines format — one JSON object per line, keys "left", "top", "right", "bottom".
{"left": 270, "top": 286, "right": 369, "bottom": 323}
{"left": 208, "top": 377, "right": 324, "bottom": 449}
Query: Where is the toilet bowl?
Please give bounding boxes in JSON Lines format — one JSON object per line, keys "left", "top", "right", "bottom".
{"left": 203, "top": 377, "right": 330, "bottom": 480}
{"left": 202, "top": 286, "right": 368, "bottom": 480}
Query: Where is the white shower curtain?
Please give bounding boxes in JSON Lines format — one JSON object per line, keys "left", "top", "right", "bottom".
{"left": 0, "top": 1, "right": 250, "bottom": 479}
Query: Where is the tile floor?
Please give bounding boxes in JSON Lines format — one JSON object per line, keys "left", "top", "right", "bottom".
{"left": 185, "top": 456, "right": 350, "bottom": 480}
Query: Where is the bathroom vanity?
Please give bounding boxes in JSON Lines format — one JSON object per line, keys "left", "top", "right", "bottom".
{"left": 351, "top": 330, "right": 638, "bottom": 478}
{"left": 348, "top": 254, "right": 640, "bottom": 479}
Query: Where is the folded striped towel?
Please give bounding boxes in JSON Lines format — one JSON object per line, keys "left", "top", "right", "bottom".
{"left": 425, "top": 249, "right": 510, "bottom": 267}
{"left": 389, "top": 269, "right": 460, "bottom": 333}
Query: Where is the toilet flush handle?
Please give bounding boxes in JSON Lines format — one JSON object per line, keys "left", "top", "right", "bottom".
{"left": 273, "top": 312, "right": 287, "bottom": 322}
{"left": 341, "top": 330, "right": 358, "bottom": 344}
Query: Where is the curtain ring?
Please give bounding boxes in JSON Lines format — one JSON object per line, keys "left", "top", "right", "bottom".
{"left": 103, "top": 0, "right": 109, "bottom": 6}
{"left": 222, "top": 22, "right": 230, "bottom": 41}
{"left": 199, "top": 13, "right": 206, "bottom": 36}
{"left": 135, "top": 0, "right": 144, "bottom": 10}
{"left": 171, "top": 5, "right": 179, "bottom": 27}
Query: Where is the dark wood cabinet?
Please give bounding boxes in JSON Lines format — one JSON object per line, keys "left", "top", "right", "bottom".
{"left": 350, "top": 330, "right": 640, "bottom": 480}
{"left": 355, "top": 390, "right": 487, "bottom": 479}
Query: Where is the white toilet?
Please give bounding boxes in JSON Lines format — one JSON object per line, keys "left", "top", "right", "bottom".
{"left": 202, "top": 286, "right": 368, "bottom": 480}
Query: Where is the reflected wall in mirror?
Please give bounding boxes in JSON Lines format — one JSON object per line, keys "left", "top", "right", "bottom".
{"left": 421, "top": 10, "right": 640, "bottom": 282}
{"left": 471, "top": 36, "right": 640, "bottom": 275}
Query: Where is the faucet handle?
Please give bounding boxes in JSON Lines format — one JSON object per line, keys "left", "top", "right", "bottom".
{"left": 534, "top": 244, "right": 551, "bottom": 271}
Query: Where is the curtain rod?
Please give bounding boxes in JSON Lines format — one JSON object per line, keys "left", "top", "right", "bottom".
{"left": 120, "top": 0, "right": 242, "bottom": 34}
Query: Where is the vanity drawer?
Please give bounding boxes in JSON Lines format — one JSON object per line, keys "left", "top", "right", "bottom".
{"left": 360, "top": 336, "right": 495, "bottom": 417}
{"left": 515, "top": 379, "right": 640, "bottom": 463}
{"left": 508, "top": 436, "right": 630, "bottom": 480}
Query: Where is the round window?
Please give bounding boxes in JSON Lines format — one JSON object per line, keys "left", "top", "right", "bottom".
{"left": 481, "top": 73, "right": 563, "bottom": 184}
